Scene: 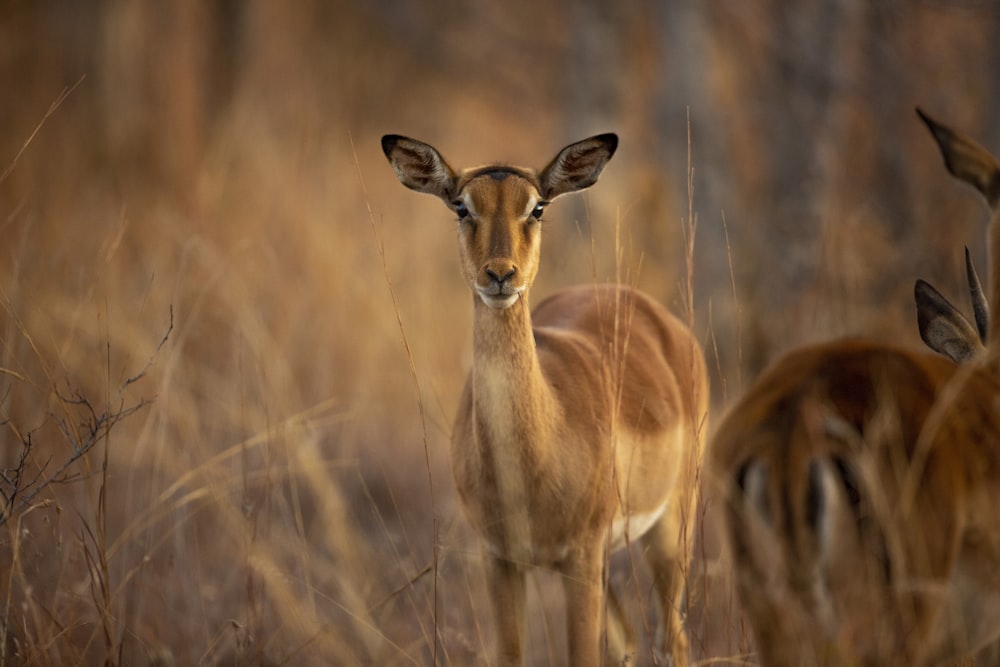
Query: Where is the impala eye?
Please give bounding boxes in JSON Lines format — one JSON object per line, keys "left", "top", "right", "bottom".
{"left": 531, "top": 203, "right": 546, "bottom": 220}
{"left": 454, "top": 202, "right": 469, "bottom": 220}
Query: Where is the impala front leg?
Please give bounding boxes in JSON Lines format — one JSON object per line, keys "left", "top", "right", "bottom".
{"left": 486, "top": 555, "right": 526, "bottom": 666}
{"left": 563, "top": 545, "right": 606, "bottom": 667}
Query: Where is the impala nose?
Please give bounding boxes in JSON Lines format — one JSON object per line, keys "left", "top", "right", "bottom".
{"left": 485, "top": 266, "right": 516, "bottom": 287}
{"left": 478, "top": 263, "right": 521, "bottom": 306}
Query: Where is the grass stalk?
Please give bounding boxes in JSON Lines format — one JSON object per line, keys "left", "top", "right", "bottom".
{"left": 352, "top": 134, "right": 441, "bottom": 665}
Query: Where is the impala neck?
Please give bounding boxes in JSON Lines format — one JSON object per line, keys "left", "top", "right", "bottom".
{"left": 471, "top": 292, "right": 556, "bottom": 463}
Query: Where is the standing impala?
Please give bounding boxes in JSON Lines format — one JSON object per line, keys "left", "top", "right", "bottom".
{"left": 706, "top": 110, "right": 1000, "bottom": 667}
{"left": 381, "top": 133, "right": 708, "bottom": 666}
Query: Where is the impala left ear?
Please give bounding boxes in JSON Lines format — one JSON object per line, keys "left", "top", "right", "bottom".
{"left": 538, "top": 133, "right": 618, "bottom": 201}
{"left": 914, "top": 278, "right": 984, "bottom": 364}
{"left": 381, "top": 134, "right": 458, "bottom": 202}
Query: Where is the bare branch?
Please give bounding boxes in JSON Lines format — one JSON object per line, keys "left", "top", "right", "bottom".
{"left": 0, "top": 307, "right": 172, "bottom": 526}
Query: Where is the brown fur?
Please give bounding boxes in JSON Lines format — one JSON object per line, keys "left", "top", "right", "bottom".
{"left": 382, "top": 133, "right": 709, "bottom": 666}
{"left": 708, "top": 341, "right": 964, "bottom": 665}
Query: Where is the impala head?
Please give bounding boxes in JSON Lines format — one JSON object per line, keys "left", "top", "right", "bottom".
{"left": 381, "top": 133, "right": 618, "bottom": 309}
{"left": 917, "top": 106, "right": 1000, "bottom": 351}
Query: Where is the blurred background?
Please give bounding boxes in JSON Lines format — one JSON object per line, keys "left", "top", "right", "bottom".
{"left": 1, "top": 1, "right": 999, "bottom": 664}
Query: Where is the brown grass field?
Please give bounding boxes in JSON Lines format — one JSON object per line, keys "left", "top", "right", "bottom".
{"left": 1, "top": 2, "right": 1000, "bottom": 665}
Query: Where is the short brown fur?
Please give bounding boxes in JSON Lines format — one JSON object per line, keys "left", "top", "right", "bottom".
{"left": 709, "top": 341, "right": 962, "bottom": 665}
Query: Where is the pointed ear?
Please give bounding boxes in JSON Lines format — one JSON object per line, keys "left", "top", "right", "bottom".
{"left": 381, "top": 134, "right": 458, "bottom": 202}
{"left": 538, "top": 133, "right": 618, "bottom": 200}
{"left": 914, "top": 278, "right": 984, "bottom": 364}
{"left": 916, "top": 108, "right": 1000, "bottom": 208}
{"left": 965, "top": 246, "right": 990, "bottom": 343}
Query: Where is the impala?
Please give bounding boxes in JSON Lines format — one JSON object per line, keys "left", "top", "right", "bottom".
{"left": 381, "top": 133, "right": 709, "bottom": 666}
{"left": 706, "top": 110, "right": 1000, "bottom": 666}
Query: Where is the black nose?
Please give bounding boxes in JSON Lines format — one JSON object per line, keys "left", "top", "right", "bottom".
{"left": 486, "top": 267, "right": 516, "bottom": 284}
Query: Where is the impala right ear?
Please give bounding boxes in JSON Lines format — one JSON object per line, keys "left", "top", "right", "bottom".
{"left": 381, "top": 134, "right": 458, "bottom": 202}
{"left": 539, "top": 133, "right": 618, "bottom": 201}
{"left": 914, "top": 278, "right": 984, "bottom": 364}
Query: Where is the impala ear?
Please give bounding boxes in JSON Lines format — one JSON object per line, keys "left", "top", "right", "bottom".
{"left": 916, "top": 108, "right": 1000, "bottom": 209}
{"left": 914, "top": 278, "right": 984, "bottom": 364}
{"left": 381, "top": 134, "right": 458, "bottom": 202}
{"left": 965, "top": 246, "right": 990, "bottom": 343}
{"left": 538, "top": 133, "right": 618, "bottom": 200}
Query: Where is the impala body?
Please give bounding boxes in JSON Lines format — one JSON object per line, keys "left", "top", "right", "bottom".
{"left": 382, "top": 133, "right": 708, "bottom": 666}
{"left": 707, "top": 109, "right": 1000, "bottom": 667}
{"left": 709, "top": 341, "right": 961, "bottom": 665}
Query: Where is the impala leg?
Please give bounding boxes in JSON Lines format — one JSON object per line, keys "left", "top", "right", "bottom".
{"left": 486, "top": 555, "right": 526, "bottom": 666}
{"left": 642, "top": 513, "right": 691, "bottom": 667}
{"left": 563, "top": 546, "right": 605, "bottom": 667}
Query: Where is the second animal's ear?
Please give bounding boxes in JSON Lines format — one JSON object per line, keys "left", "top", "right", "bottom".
{"left": 965, "top": 246, "right": 990, "bottom": 343}
{"left": 381, "top": 134, "right": 458, "bottom": 202}
{"left": 916, "top": 107, "right": 1000, "bottom": 208}
{"left": 914, "top": 278, "right": 984, "bottom": 364}
{"left": 538, "top": 133, "right": 618, "bottom": 201}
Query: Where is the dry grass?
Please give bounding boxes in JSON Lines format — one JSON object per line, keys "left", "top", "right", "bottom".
{"left": 0, "top": 86, "right": 736, "bottom": 667}
{"left": 1, "top": 3, "right": 998, "bottom": 666}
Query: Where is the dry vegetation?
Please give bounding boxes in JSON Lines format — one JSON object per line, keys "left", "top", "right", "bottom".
{"left": 1, "top": 1, "right": 999, "bottom": 665}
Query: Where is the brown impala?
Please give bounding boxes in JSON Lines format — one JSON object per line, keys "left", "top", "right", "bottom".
{"left": 381, "top": 133, "right": 708, "bottom": 666}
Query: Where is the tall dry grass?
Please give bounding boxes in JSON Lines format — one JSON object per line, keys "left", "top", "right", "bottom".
{"left": 1, "top": 2, "right": 998, "bottom": 666}
{"left": 0, "top": 84, "right": 732, "bottom": 667}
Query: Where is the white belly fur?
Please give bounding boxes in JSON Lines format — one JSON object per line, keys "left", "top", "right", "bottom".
{"left": 605, "top": 423, "right": 683, "bottom": 551}
{"left": 608, "top": 501, "right": 669, "bottom": 551}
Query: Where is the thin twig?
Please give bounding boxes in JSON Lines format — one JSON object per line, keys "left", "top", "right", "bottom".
{"left": 0, "top": 75, "right": 85, "bottom": 186}
{"left": 0, "top": 308, "right": 171, "bottom": 526}
{"left": 721, "top": 211, "right": 743, "bottom": 398}
{"left": 350, "top": 132, "right": 440, "bottom": 665}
